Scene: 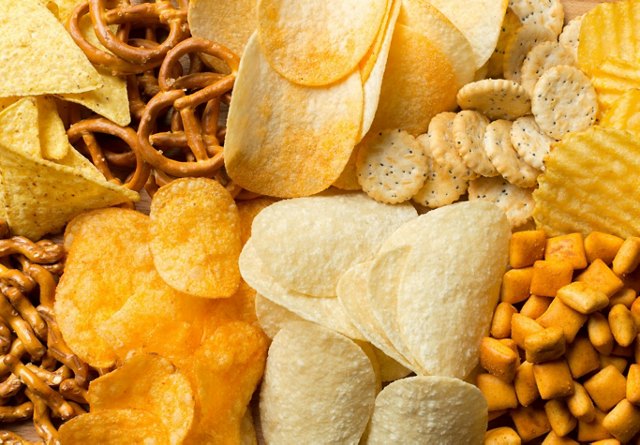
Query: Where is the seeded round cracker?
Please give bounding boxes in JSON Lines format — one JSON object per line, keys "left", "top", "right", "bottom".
{"left": 520, "top": 41, "right": 576, "bottom": 96}
{"left": 510, "top": 116, "right": 553, "bottom": 170}
{"left": 484, "top": 119, "right": 540, "bottom": 188}
{"left": 456, "top": 79, "right": 531, "bottom": 121}
{"left": 508, "top": 0, "right": 564, "bottom": 36}
{"left": 468, "top": 176, "right": 535, "bottom": 228}
{"left": 532, "top": 65, "right": 598, "bottom": 140}
{"left": 503, "top": 24, "right": 556, "bottom": 83}
{"left": 424, "top": 112, "right": 476, "bottom": 181}
{"left": 558, "top": 14, "right": 583, "bottom": 61}
{"left": 486, "top": 8, "right": 522, "bottom": 78}
{"left": 356, "top": 129, "right": 428, "bottom": 204}
{"left": 452, "top": 110, "right": 499, "bottom": 177}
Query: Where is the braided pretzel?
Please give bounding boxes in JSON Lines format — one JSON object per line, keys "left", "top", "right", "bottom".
{"left": 137, "top": 37, "right": 238, "bottom": 177}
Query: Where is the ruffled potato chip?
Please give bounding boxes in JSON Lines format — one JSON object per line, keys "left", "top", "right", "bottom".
{"left": 88, "top": 353, "right": 195, "bottom": 445}
{"left": 589, "top": 57, "right": 640, "bottom": 110}
{"left": 600, "top": 89, "right": 640, "bottom": 136}
{"left": 150, "top": 178, "right": 241, "bottom": 298}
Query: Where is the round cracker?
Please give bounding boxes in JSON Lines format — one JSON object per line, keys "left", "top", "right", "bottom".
{"left": 356, "top": 129, "right": 428, "bottom": 204}
{"left": 508, "top": 0, "right": 565, "bottom": 36}
{"left": 558, "top": 14, "right": 583, "bottom": 61}
{"left": 424, "top": 112, "right": 476, "bottom": 181}
{"left": 456, "top": 79, "right": 531, "bottom": 121}
{"left": 452, "top": 110, "right": 499, "bottom": 177}
{"left": 520, "top": 41, "right": 576, "bottom": 95}
{"left": 532, "top": 65, "right": 598, "bottom": 140}
{"left": 468, "top": 176, "right": 535, "bottom": 228}
{"left": 510, "top": 116, "right": 554, "bottom": 170}
{"left": 257, "top": 0, "right": 387, "bottom": 86}
{"left": 484, "top": 120, "right": 540, "bottom": 188}
{"left": 259, "top": 322, "right": 376, "bottom": 445}
{"left": 503, "top": 24, "right": 556, "bottom": 83}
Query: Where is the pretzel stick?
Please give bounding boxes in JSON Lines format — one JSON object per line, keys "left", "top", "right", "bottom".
{"left": 0, "top": 239, "right": 63, "bottom": 264}
{"left": 0, "top": 430, "right": 42, "bottom": 445}
{"left": 24, "top": 390, "right": 59, "bottom": 445}
{"left": 0, "top": 265, "right": 35, "bottom": 294}
{"left": 24, "top": 365, "right": 70, "bottom": 387}
{"left": 1, "top": 285, "right": 47, "bottom": 340}
{"left": 17, "top": 261, "right": 56, "bottom": 310}
{"left": 0, "top": 320, "right": 11, "bottom": 355}
{"left": 58, "top": 379, "right": 88, "bottom": 405}
{"left": 0, "top": 401, "right": 33, "bottom": 422}
{"left": 0, "top": 296, "right": 45, "bottom": 360}
{"left": 0, "top": 374, "right": 22, "bottom": 399}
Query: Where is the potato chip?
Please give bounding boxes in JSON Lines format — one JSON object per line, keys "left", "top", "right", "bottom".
{"left": 88, "top": 353, "right": 194, "bottom": 445}
{"left": 255, "top": 293, "right": 305, "bottom": 339}
{"left": 356, "top": 129, "right": 428, "bottom": 204}
{"left": 533, "top": 126, "right": 640, "bottom": 238}
{"left": 468, "top": 176, "right": 535, "bottom": 228}
{"left": 426, "top": 112, "right": 477, "bottom": 180}
{"left": 531, "top": 65, "right": 598, "bottom": 140}
{"left": 486, "top": 8, "right": 522, "bottom": 78}
{"left": 150, "top": 178, "right": 241, "bottom": 298}
{"left": 249, "top": 192, "right": 416, "bottom": 297}
{"left": 183, "top": 321, "right": 268, "bottom": 445}
{"left": 260, "top": 321, "right": 376, "bottom": 444}
{"left": 355, "top": 340, "right": 383, "bottom": 393}
{"left": 457, "top": 79, "right": 531, "bottom": 121}
{"left": 240, "top": 410, "right": 257, "bottom": 445}
{"left": 558, "top": 14, "right": 583, "bottom": 61}
{"left": 577, "top": 0, "right": 640, "bottom": 77}
{"left": 600, "top": 89, "right": 640, "bottom": 136}
{"left": 426, "top": 0, "right": 509, "bottom": 69}
{"left": 508, "top": 0, "right": 564, "bottom": 36}
{"left": 0, "top": 97, "right": 17, "bottom": 112}
{"left": 58, "top": 16, "right": 130, "bottom": 126}
{"left": 239, "top": 240, "right": 365, "bottom": 340}
{"left": 503, "top": 24, "right": 556, "bottom": 83}
{"left": 520, "top": 41, "right": 576, "bottom": 96}
{"left": 333, "top": 148, "right": 361, "bottom": 191}
{"left": 395, "top": 202, "right": 510, "bottom": 378}
{"left": 54, "top": 209, "right": 151, "bottom": 367}
{"left": 36, "top": 96, "right": 68, "bottom": 161}
{"left": 510, "top": 115, "right": 554, "bottom": 170}
{"left": 225, "top": 34, "right": 362, "bottom": 198}
{"left": 452, "top": 110, "right": 498, "bottom": 178}
{"left": 373, "top": 347, "right": 412, "bottom": 382}
{"left": 589, "top": 57, "right": 640, "bottom": 110}
{"left": 59, "top": 409, "right": 170, "bottom": 445}
{"left": 236, "top": 197, "right": 276, "bottom": 246}
{"left": 370, "top": 24, "right": 458, "bottom": 136}
{"left": 50, "top": 0, "right": 83, "bottom": 22}
{"left": 257, "top": 0, "right": 387, "bottom": 86}
{"left": 398, "top": 0, "right": 475, "bottom": 86}
{"left": 366, "top": 376, "right": 487, "bottom": 444}
{"left": 0, "top": 0, "right": 101, "bottom": 96}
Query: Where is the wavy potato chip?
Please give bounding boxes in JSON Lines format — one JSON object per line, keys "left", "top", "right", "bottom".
{"left": 0, "top": 0, "right": 101, "bottom": 96}
{"left": 260, "top": 322, "right": 376, "bottom": 445}
{"left": 366, "top": 376, "right": 487, "bottom": 445}
{"left": 150, "top": 178, "right": 241, "bottom": 298}
{"left": 225, "top": 34, "right": 363, "bottom": 198}
{"left": 589, "top": 57, "right": 640, "bottom": 110}
{"left": 88, "top": 354, "right": 194, "bottom": 445}
{"left": 59, "top": 409, "right": 170, "bottom": 445}
{"left": 249, "top": 193, "right": 416, "bottom": 297}
{"left": 257, "top": 0, "right": 388, "bottom": 86}
{"left": 600, "top": 89, "right": 640, "bottom": 136}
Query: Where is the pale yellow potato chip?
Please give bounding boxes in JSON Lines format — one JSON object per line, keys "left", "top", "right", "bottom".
{"left": 371, "top": 24, "right": 458, "bottom": 136}
{"left": 468, "top": 176, "right": 535, "bottom": 228}
{"left": 486, "top": 8, "right": 522, "bottom": 78}
{"left": 36, "top": 96, "right": 68, "bottom": 161}
{"left": 366, "top": 376, "right": 487, "bottom": 444}
{"left": 259, "top": 322, "right": 376, "bottom": 444}
{"left": 0, "top": 0, "right": 101, "bottom": 96}
{"left": 531, "top": 65, "right": 598, "bottom": 139}
{"left": 426, "top": 0, "right": 508, "bottom": 69}
{"left": 503, "top": 24, "right": 556, "bottom": 83}
{"left": 239, "top": 241, "right": 365, "bottom": 340}
{"left": 600, "top": 89, "right": 640, "bottom": 136}
{"left": 225, "top": 34, "right": 363, "bottom": 198}
{"left": 332, "top": 149, "right": 361, "bottom": 191}
{"left": 508, "top": 0, "right": 565, "bottom": 36}
{"left": 399, "top": 0, "right": 475, "bottom": 86}
{"left": 373, "top": 347, "right": 412, "bottom": 382}
{"left": 0, "top": 98, "right": 41, "bottom": 159}
{"left": 255, "top": 293, "right": 305, "bottom": 339}
{"left": 249, "top": 193, "right": 416, "bottom": 297}
{"left": 520, "top": 41, "right": 576, "bottom": 96}
{"left": 533, "top": 126, "right": 640, "bottom": 238}
{"left": 589, "top": 57, "right": 640, "bottom": 110}
{"left": 360, "top": 0, "right": 398, "bottom": 82}
{"left": 88, "top": 353, "right": 195, "bottom": 445}
{"left": 395, "top": 202, "right": 510, "bottom": 378}
{"left": 257, "top": 0, "right": 388, "bottom": 86}
{"left": 457, "top": 79, "right": 531, "bottom": 121}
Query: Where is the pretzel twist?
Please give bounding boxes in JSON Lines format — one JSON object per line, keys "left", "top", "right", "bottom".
{"left": 24, "top": 390, "right": 59, "bottom": 445}
{"left": 0, "top": 239, "right": 63, "bottom": 265}
{"left": 0, "top": 430, "right": 42, "bottom": 445}
{"left": 1, "top": 285, "right": 47, "bottom": 341}
{"left": 0, "top": 295, "right": 45, "bottom": 361}
{"left": 0, "top": 401, "right": 33, "bottom": 422}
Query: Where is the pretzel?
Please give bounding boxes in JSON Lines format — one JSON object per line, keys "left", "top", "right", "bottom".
{"left": 0, "top": 341, "right": 26, "bottom": 378}
{"left": 67, "top": 117, "right": 151, "bottom": 192}
{"left": 0, "top": 295, "right": 46, "bottom": 360}
{"left": 24, "top": 390, "right": 58, "bottom": 445}
{"left": 0, "top": 374, "right": 23, "bottom": 399}
{"left": 58, "top": 379, "right": 88, "bottom": 405}
{"left": 17, "top": 260, "right": 56, "bottom": 310}
{"left": 0, "top": 264, "right": 35, "bottom": 294}
{"left": 0, "top": 320, "right": 11, "bottom": 355}
{"left": 0, "top": 238, "right": 63, "bottom": 265}
{"left": 1, "top": 285, "right": 47, "bottom": 341}
{"left": 0, "top": 401, "right": 33, "bottom": 422}
{"left": 25, "top": 365, "right": 71, "bottom": 387}
{"left": 0, "top": 430, "right": 41, "bottom": 445}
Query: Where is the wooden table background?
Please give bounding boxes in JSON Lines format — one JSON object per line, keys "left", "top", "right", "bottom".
{"left": 5, "top": 0, "right": 606, "bottom": 441}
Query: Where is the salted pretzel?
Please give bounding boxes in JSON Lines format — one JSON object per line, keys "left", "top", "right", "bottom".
{"left": 137, "top": 37, "right": 238, "bottom": 178}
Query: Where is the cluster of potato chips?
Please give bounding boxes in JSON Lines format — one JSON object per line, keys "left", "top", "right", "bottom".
{"left": 55, "top": 178, "right": 268, "bottom": 443}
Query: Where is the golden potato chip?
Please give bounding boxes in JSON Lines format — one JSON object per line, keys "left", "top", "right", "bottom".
{"left": 578, "top": 0, "right": 640, "bottom": 77}
{"left": 184, "top": 321, "right": 268, "bottom": 445}
{"left": 150, "top": 178, "right": 241, "bottom": 298}
{"left": 426, "top": 0, "right": 509, "bottom": 69}
{"left": 366, "top": 376, "right": 487, "bottom": 444}
{"left": 57, "top": 16, "right": 130, "bottom": 126}
{"left": 600, "top": 89, "right": 640, "bottom": 136}
{"left": 249, "top": 192, "right": 416, "bottom": 297}
{"left": 0, "top": 0, "right": 101, "bottom": 96}
{"left": 88, "top": 353, "right": 194, "bottom": 445}
{"left": 225, "top": 34, "right": 363, "bottom": 198}
{"left": 259, "top": 322, "right": 376, "bottom": 444}
{"left": 241, "top": 410, "right": 257, "bottom": 445}
{"left": 255, "top": 293, "right": 305, "bottom": 339}
{"left": 399, "top": 0, "right": 475, "bottom": 86}
{"left": 395, "top": 202, "right": 510, "bottom": 378}
{"left": 533, "top": 126, "right": 640, "bottom": 238}
{"left": 360, "top": 0, "right": 398, "bottom": 82}
{"left": 59, "top": 409, "right": 170, "bottom": 445}
{"left": 36, "top": 96, "right": 68, "bottom": 160}
{"left": 236, "top": 197, "right": 276, "bottom": 246}
{"left": 589, "top": 57, "right": 640, "bottom": 110}
{"left": 332, "top": 148, "right": 362, "bottom": 191}
{"left": 371, "top": 24, "right": 458, "bottom": 136}
{"left": 257, "top": 0, "right": 388, "bottom": 86}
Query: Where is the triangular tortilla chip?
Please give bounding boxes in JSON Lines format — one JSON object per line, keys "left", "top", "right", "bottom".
{"left": 58, "top": 17, "right": 130, "bottom": 126}
{"left": 48, "top": 0, "right": 83, "bottom": 22}
{"left": 0, "top": 0, "right": 101, "bottom": 97}
{"left": 36, "top": 97, "right": 69, "bottom": 160}
{"left": 0, "top": 98, "right": 41, "bottom": 158}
